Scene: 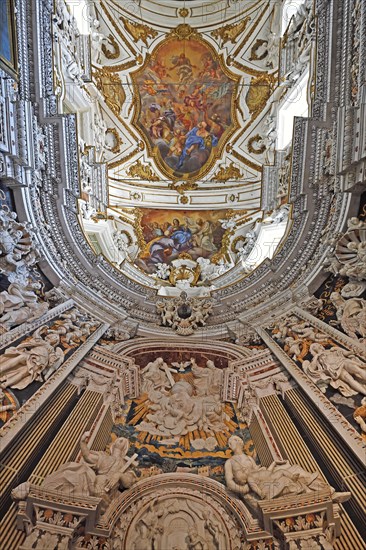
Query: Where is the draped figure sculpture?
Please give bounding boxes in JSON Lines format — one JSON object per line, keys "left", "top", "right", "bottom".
{"left": 330, "top": 291, "right": 366, "bottom": 341}
{"left": 302, "top": 343, "right": 366, "bottom": 396}
{"left": 0, "top": 328, "right": 64, "bottom": 389}
{"left": 42, "top": 432, "right": 138, "bottom": 509}
{"left": 224, "top": 436, "right": 350, "bottom": 510}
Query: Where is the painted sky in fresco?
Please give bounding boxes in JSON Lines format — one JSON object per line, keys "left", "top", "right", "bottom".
{"left": 132, "top": 37, "right": 238, "bottom": 179}
{"left": 135, "top": 208, "right": 229, "bottom": 274}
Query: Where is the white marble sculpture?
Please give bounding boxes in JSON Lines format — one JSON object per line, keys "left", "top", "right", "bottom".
{"left": 0, "top": 208, "right": 38, "bottom": 286}
{"left": 42, "top": 431, "right": 138, "bottom": 507}
{"left": 80, "top": 201, "right": 96, "bottom": 221}
{"left": 353, "top": 397, "right": 366, "bottom": 433}
{"left": 225, "top": 436, "right": 350, "bottom": 509}
{"left": 323, "top": 217, "right": 366, "bottom": 281}
{"left": 0, "top": 206, "right": 50, "bottom": 330}
{"left": 137, "top": 358, "right": 226, "bottom": 442}
{"left": 48, "top": 308, "right": 96, "bottom": 344}
{"left": 330, "top": 291, "right": 366, "bottom": 341}
{"left": 156, "top": 292, "right": 212, "bottom": 335}
{"left": 90, "top": 19, "right": 107, "bottom": 64}
{"left": 0, "top": 328, "right": 64, "bottom": 389}
{"left": 126, "top": 496, "right": 227, "bottom": 550}
{"left": 0, "top": 282, "right": 49, "bottom": 330}
{"left": 302, "top": 343, "right": 366, "bottom": 396}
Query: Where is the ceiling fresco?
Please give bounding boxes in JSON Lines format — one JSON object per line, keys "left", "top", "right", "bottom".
{"left": 131, "top": 32, "right": 240, "bottom": 181}
{"left": 72, "top": 0, "right": 311, "bottom": 294}
{"left": 135, "top": 208, "right": 230, "bottom": 275}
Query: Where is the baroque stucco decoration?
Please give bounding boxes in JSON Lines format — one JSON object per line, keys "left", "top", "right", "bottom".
{"left": 156, "top": 291, "right": 212, "bottom": 334}
{"left": 12, "top": 431, "right": 349, "bottom": 550}
{"left": 2, "top": 0, "right": 349, "bottom": 335}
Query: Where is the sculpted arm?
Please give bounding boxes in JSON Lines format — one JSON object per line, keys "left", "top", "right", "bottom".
{"left": 80, "top": 432, "right": 100, "bottom": 465}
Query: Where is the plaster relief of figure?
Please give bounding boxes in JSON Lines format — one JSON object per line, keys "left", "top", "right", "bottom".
{"left": 225, "top": 436, "right": 350, "bottom": 511}
{"left": 0, "top": 205, "right": 50, "bottom": 331}
{"left": 323, "top": 217, "right": 366, "bottom": 281}
{"left": 48, "top": 308, "right": 96, "bottom": 345}
{"left": 127, "top": 496, "right": 226, "bottom": 550}
{"left": 330, "top": 291, "right": 366, "bottom": 342}
{"left": 191, "top": 358, "right": 222, "bottom": 396}
{"left": 141, "top": 357, "right": 177, "bottom": 393}
{"left": 302, "top": 343, "right": 366, "bottom": 396}
{"left": 0, "top": 302, "right": 49, "bottom": 332}
{"left": 186, "top": 528, "right": 209, "bottom": 550}
{"left": 156, "top": 292, "right": 212, "bottom": 335}
{"left": 42, "top": 432, "right": 138, "bottom": 509}
{"left": 136, "top": 358, "right": 227, "bottom": 443}
{"left": 132, "top": 499, "right": 168, "bottom": 550}
{"left": 0, "top": 328, "right": 64, "bottom": 389}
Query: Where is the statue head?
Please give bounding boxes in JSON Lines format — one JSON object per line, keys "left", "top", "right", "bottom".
{"left": 309, "top": 342, "right": 324, "bottom": 355}
{"left": 45, "top": 333, "right": 60, "bottom": 347}
{"left": 228, "top": 435, "right": 244, "bottom": 453}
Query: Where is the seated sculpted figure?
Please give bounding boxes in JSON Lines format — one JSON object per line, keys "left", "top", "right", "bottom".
{"left": 225, "top": 436, "right": 349, "bottom": 509}
{"left": 42, "top": 432, "right": 138, "bottom": 508}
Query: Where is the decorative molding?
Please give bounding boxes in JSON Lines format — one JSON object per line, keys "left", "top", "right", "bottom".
{"left": 0, "top": 323, "right": 109, "bottom": 451}
{"left": 256, "top": 327, "right": 366, "bottom": 464}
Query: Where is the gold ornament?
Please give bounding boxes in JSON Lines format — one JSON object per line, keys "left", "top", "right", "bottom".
{"left": 249, "top": 39, "right": 269, "bottom": 62}
{"left": 127, "top": 159, "right": 159, "bottom": 182}
{"left": 213, "top": 162, "right": 242, "bottom": 183}
{"left": 101, "top": 34, "right": 120, "bottom": 59}
{"left": 179, "top": 8, "right": 189, "bottom": 18}
{"left": 121, "top": 17, "right": 158, "bottom": 46}
{"left": 247, "top": 134, "right": 266, "bottom": 154}
{"left": 93, "top": 67, "right": 125, "bottom": 116}
{"left": 170, "top": 24, "right": 197, "bottom": 40}
{"left": 179, "top": 195, "right": 189, "bottom": 205}
{"left": 105, "top": 128, "right": 123, "bottom": 154}
{"left": 169, "top": 262, "right": 201, "bottom": 287}
{"left": 245, "top": 73, "right": 277, "bottom": 119}
{"left": 169, "top": 181, "right": 198, "bottom": 194}
{"left": 211, "top": 17, "right": 251, "bottom": 46}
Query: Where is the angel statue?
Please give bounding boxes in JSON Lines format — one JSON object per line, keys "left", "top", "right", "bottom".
{"left": 0, "top": 327, "right": 64, "bottom": 389}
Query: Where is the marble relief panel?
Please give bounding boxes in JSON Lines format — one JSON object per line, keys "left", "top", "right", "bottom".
{"left": 111, "top": 351, "right": 257, "bottom": 484}
{"left": 0, "top": 307, "right": 100, "bottom": 427}
{"left": 267, "top": 315, "right": 366, "bottom": 440}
